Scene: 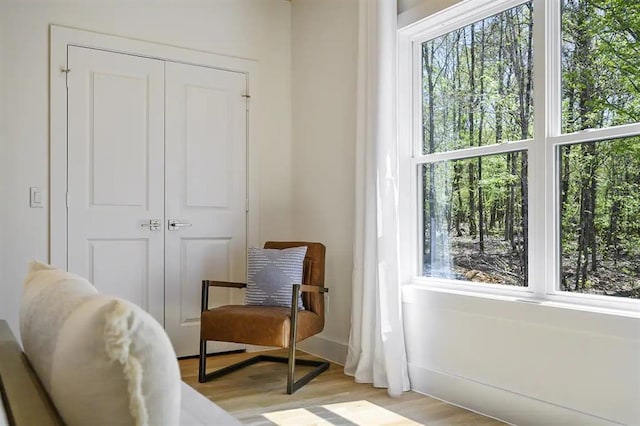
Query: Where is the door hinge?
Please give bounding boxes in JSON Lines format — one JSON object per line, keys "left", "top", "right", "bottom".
{"left": 61, "top": 67, "right": 70, "bottom": 88}
{"left": 245, "top": 198, "right": 249, "bottom": 212}
{"left": 65, "top": 192, "right": 70, "bottom": 208}
{"left": 242, "top": 93, "right": 250, "bottom": 111}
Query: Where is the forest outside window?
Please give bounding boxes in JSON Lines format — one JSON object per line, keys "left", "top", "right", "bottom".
{"left": 558, "top": 0, "right": 640, "bottom": 299}
{"left": 419, "top": 2, "right": 533, "bottom": 289}
{"left": 559, "top": 136, "right": 640, "bottom": 298}
{"left": 421, "top": 152, "right": 528, "bottom": 287}
{"left": 403, "top": 0, "right": 640, "bottom": 307}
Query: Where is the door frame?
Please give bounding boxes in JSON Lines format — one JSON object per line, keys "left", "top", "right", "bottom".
{"left": 50, "top": 25, "right": 260, "bottom": 268}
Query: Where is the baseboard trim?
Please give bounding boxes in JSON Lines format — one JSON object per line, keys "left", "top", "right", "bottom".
{"left": 297, "top": 335, "right": 348, "bottom": 366}
{"left": 408, "top": 364, "right": 621, "bottom": 426}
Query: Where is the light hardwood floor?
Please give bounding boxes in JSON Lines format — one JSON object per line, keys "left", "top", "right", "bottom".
{"left": 179, "top": 350, "right": 504, "bottom": 425}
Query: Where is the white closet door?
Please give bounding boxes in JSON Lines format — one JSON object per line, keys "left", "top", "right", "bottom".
{"left": 66, "top": 46, "right": 166, "bottom": 324}
{"left": 164, "top": 62, "right": 248, "bottom": 357}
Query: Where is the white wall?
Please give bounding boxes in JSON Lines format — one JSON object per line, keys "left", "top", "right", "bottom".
{"left": 291, "top": 0, "right": 359, "bottom": 362}
{"left": 0, "top": 0, "right": 293, "bottom": 335}
{"left": 399, "top": 1, "right": 640, "bottom": 425}
{"left": 0, "top": 2, "right": 6, "bottom": 312}
{"left": 404, "top": 288, "right": 640, "bottom": 425}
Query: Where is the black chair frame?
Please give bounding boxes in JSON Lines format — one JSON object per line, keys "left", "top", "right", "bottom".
{"left": 198, "top": 280, "right": 329, "bottom": 394}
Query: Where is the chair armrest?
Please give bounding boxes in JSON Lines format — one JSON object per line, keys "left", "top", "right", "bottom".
{"left": 201, "top": 280, "right": 247, "bottom": 313}
{"left": 299, "top": 284, "right": 328, "bottom": 294}
{"left": 203, "top": 280, "right": 247, "bottom": 289}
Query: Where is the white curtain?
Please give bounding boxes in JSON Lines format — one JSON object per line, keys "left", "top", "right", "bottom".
{"left": 344, "top": 0, "right": 410, "bottom": 397}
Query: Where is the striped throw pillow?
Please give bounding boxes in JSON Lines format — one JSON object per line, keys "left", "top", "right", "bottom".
{"left": 245, "top": 246, "right": 307, "bottom": 309}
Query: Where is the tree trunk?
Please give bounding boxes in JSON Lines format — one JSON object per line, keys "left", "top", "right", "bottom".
{"left": 520, "top": 152, "right": 529, "bottom": 284}
{"left": 425, "top": 43, "right": 438, "bottom": 265}
{"left": 489, "top": 203, "right": 497, "bottom": 230}
{"left": 575, "top": 143, "right": 596, "bottom": 289}
{"left": 561, "top": 145, "right": 571, "bottom": 217}
{"left": 496, "top": 13, "right": 505, "bottom": 144}
{"left": 574, "top": 173, "right": 588, "bottom": 290}
{"left": 467, "top": 24, "right": 477, "bottom": 239}
{"left": 505, "top": 153, "right": 514, "bottom": 244}
{"left": 573, "top": 0, "right": 597, "bottom": 285}
{"left": 608, "top": 197, "right": 620, "bottom": 265}
{"left": 508, "top": 153, "right": 517, "bottom": 249}
{"left": 521, "top": 3, "right": 533, "bottom": 285}
{"left": 588, "top": 143, "right": 597, "bottom": 272}
{"left": 453, "top": 163, "right": 463, "bottom": 237}
{"left": 455, "top": 33, "right": 464, "bottom": 238}
{"left": 523, "top": 2, "right": 534, "bottom": 139}
{"left": 478, "top": 21, "right": 486, "bottom": 253}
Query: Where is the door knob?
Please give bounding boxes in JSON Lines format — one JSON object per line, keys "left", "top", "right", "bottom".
{"left": 141, "top": 219, "right": 161, "bottom": 231}
{"left": 168, "top": 220, "right": 192, "bottom": 231}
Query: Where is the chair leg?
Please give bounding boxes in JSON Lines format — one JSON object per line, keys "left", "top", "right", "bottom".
{"left": 287, "top": 336, "right": 297, "bottom": 394}
{"left": 199, "top": 281, "right": 209, "bottom": 384}
{"left": 287, "top": 284, "right": 300, "bottom": 394}
{"left": 198, "top": 340, "right": 207, "bottom": 383}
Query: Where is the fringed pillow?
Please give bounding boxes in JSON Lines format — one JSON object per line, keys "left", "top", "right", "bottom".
{"left": 20, "top": 261, "right": 181, "bottom": 426}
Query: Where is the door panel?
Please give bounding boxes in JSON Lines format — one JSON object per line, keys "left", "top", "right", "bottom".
{"left": 91, "top": 72, "right": 149, "bottom": 206}
{"left": 66, "top": 47, "right": 248, "bottom": 356}
{"left": 179, "top": 238, "right": 233, "bottom": 323}
{"left": 165, "top": 62, "right": 247, "bottom": 357}
{"left": 67, "top": 46, "right": 165, "bottom": 324}
{"left": 89, "top": 239, "right": 149, "bottom": 308}
{"left": 185, "top": 86, "right": 231, "bottom": 208}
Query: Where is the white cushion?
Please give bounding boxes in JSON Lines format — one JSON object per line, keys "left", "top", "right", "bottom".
{"left": 20, "top": 261, "right": 98, "bottom": 389}
{"left": 179, "top": 382, "right": 241, "bottom": 425}
{"left": 20, "top": 261, "right": 181, "bottom": 426}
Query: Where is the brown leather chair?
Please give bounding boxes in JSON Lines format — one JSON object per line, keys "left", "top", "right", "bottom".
{"left": 198, "top": 241, "right": 329, "bottom": 394}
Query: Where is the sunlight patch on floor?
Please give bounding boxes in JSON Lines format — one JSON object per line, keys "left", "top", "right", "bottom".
{"left": 263, "top": 408, "right": 333, "bottom": 426}
{"left": 263, "top": 400, "right": 421, "bottom": 426}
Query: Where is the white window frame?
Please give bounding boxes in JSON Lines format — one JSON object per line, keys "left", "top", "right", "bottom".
{"left": 398, "top": 0, "right": 640, "bottom": 314}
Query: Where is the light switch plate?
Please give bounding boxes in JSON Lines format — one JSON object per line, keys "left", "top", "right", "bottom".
{"left": 30, "top": 187, "right": 43, "bottom": 208}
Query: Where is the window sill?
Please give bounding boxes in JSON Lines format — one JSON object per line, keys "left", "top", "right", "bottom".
{"left": 402, "top": 280, "right": 640, "bottom": 320}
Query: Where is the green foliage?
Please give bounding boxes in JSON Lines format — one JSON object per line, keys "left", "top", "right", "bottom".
{"left": 422, "top": 2, "right": 534, "bottom": 154}
{"left": 562, "top": 0, "right": 640, "bottom": 131}
{"left": 421, "top": 0, "right": 640, "bottom": 297}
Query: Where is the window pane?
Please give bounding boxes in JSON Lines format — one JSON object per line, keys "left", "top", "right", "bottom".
{"left": 562, "top": 1, "right": 640, "bottom": 132}
{"left": 559, "top": 136, "right": 640, "bottom": 298}
{"left": 422, "top": 151, "right": 528, "bottom": 286}
{"left": 422, "top": 2, "right": 534, "bottom": 155}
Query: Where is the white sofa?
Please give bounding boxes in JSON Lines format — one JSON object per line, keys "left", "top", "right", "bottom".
{"left": 0, "top": 262, "right": 241, "bottom": 426}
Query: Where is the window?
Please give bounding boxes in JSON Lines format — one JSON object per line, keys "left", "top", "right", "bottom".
{"left": 559, "top": 0, "right": 640, "bottom": 300}
{"left": 422, "top": 152, "right": 528, "bottom": 287}
{"left": 399, "top": 0, "right": 640, "bottom": 309}
{"left": 419, "top": 3, "right": 533, "bottom": 289}
{"left": 559, "top": 136, "right": 640, "bottom": 298}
